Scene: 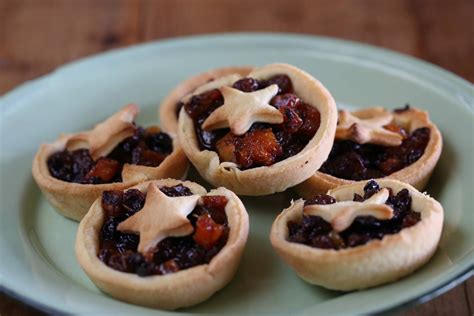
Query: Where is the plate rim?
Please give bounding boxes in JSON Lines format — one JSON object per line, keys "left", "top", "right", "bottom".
{"left": 0, "top": 32, "right": 473, "bottom": 315}
{"left": 1, "top": 265, "right": 472, "bottom": 315}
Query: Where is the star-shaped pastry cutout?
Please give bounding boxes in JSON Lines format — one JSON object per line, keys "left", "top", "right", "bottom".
{"left": 201, "top": 84, "right": 283, "bottom": 135}
{"left": 67, "top": 104, "right": 138, "bottom": 159}
{"left": 336, "top": 108, "right": 403, "bottom": 146}
{"left": 304, "top": 189, "right": 394, "bottom": 232}
{"left": 117, "top": 183, "right": 201, "bottom": 254}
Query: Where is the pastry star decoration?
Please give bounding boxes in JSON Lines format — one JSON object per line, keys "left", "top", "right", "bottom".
{"left": 66, "top": 104, "right": 138, "bottom": 159}
{"left": 336, "top": 108, "right": 403, "bottom": 146}
{"left": 304, "top": 188, "right": 394, "bottom": 232}
{"left": 117, "top": 183, "right": 201, "bottom": 254}
{"left": 201, "top": 84, "right": 283, "bottom": 135}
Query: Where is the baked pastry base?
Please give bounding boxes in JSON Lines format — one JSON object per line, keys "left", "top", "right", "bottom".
{"left": 75, "top": 179, "right": 249, "bottom": 310}
{"left": 176, "top": 63, "right": 338, "bottom": 196}
{"left": 32, "top": 134, "right": 188, "bottom": 221}
{"left": 297, "top": 107, "right": 442, "bottom": 198}
{"left": 270, "top": 179, "right": 443, "bottom": 291}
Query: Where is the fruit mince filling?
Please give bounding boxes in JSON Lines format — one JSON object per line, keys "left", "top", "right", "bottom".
{"left": 98, "top": 184, "right": 229, "bottom": 276}
{"left": 182, "top": 75, "right": 321, "bottom": 170}
{"left": 287, "top": 180, "right": 421, "bottom": 249}
{"left": 320, "top": 106, "right": 430, "bottom": 180}
{"left": 47, "top": 127, "right": 173, "bottom": 184}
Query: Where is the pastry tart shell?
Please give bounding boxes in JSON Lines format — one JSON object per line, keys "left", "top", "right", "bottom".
{"left": 75, "top": 179, "right": 249, "bottom": 310}
{"left": 176, "top": 63, "right": 337, "bottom": 195}
{"left": 297, "top": 107, "right": 442, "bottom": 198}
{"left": 32, "top": 133, "right": 188, "bottom": 221}
{"left": 270, "top": 179, "right": 443, "bottom": 291}
{"left": 159, "top": 66, "right": 254, "bottom": 135}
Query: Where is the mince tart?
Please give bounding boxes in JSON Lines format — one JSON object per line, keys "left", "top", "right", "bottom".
{"left": 32, "top": 104, "right": 188, "bottom": 221}
{"left": 297, "top": 105, "right": 442, "bottom": 197}
{"left": 174, "top": 63, "right": 337, "bottom": 195}
{"left": 270, "top": 179, "right": 443, "bottom": 290}
{"left": 75, "top": 179, "right": 249, "bottom": 310}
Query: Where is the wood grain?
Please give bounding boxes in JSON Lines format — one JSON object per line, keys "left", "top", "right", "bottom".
{"left": 0, "top": 0, "right": 472, "bottom": 315}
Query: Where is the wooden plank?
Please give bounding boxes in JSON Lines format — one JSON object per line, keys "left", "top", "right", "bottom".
{"left": 466, "top": 276, "right": 474, "bottom": 315}
{"left": 0, "top": 292, "right": 44, "bottom": 316}
{"left": 402, "top": 279, "right": 471, "bottom": 315}
{"left": 410, "top": 0, "right": 474, "bottom": 83}
{"left": 139, "top": 0, "right": 473, "bottom": 81}
{"left": 140, "top": 0, "right": 420, "bottom": 55}
{"left": 0, "top": 0, "right": 142, "bottom": 93}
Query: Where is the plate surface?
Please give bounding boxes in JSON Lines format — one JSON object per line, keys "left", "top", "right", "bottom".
{"left": 0, "top": 33, "right": 473, "bottom": 315}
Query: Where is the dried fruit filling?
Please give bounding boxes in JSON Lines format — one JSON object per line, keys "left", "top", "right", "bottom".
{"left": 47, "top": 127, "right": 173, "bottom": 184}
{"left": 288, "top": 180, "right": 421, "bottom": 249}
{"left": 182, "top": 75, "right": 321, "bottom": 169}
{"left": 320, "top": 106, "right": 430, "bottom": 180}
{"left": 98, "top": 185, "right": 229, "bottom": 276}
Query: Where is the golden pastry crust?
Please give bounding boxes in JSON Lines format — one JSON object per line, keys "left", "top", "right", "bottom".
{"left": 75, "top": 179, "right": 249, "bottom": 310}
{"left": 159, "top": 66, "right": 254, "bottom": 135}
{"left": 32, "top": 106, "right": 188, "bottom": 221}
{"left": 270, "top": 179, "right": 444, "bottom": 291}
{"left": 177, "top": 63, "right": 337, "bottom": 195}
{"left": 297, "top": 107, "right": 442, "bottom": 198}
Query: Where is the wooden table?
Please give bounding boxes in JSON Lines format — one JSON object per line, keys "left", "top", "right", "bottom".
{"left": 1, "top": 0, "right": 472, "bottom": 314}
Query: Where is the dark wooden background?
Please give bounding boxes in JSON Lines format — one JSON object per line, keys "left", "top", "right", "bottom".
{"left": 0, "top": 0, "right": 472, "bottom": 314}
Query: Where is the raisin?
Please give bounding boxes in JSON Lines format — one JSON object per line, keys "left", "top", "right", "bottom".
{"left": 232, "top": 78, "right": 260, "bottom": 92}
{"left": 98, "top": 248, "right": 114, "bottom": 263}
{"left": 195, "top": 122, "right": 228, "bottom": 151}
{"left": 47, "top": 150, "right": 73, "bottom": 181}
{"left": 102, "top": 190, "right": 124, "bottom": 217}
{"left": 122, "top": 189, "right": 145, "bottom": 213}
{"left": 288, "top": 215, "right": 333, "bottom": 245}
{"left": 201, "top": 195, "right": 229, "bottom": 225}
{"left": 402, "top": 211, "right": 421, "bottom": 228}
{"left": 115, "top": 233, "right": 139, "bottom": 253}
{"left": 304, "top": 194, "right": 336, "bottom": 206}
{"left": 158, "top": 259, "right": 180, "bottom": 275}
{"left": 131, "top": 146, "right": 166, "bottom": 167}
{"left": 71, "top": 149, "right": 94, "bottom": 181}
{"left": 363, "top": 180, "right": 380, "bottom": 199}
{"left": 320, "top": 151, "right": 367, "bottom": 180}
{"left": 185, "top": 89, "right": 224, "bottom": 120}
{"left": 261, "top": 75, "right": 292, "bottom": 94}
{"left": 101, "top": 217, "right": 119, "bottom": 240}
{"left": 311, "top": 235, "right": 334, "bottom": 249}
{"left": 353, "top": 193, "right": 364, "bottom": 202}
{"left": 296, "top": 103, "right": 321, "bottom": 138}
{"left": 145, "top": 132, "right": 172, "bottom": 154}
{"left": 394, "top": 104, "right": 410, "bottom": 113}
{"left": 160, "top": 184, "right": 193, "bottom": 197}
{"left": 107, "top": 133, "right": 139, "bottom": 164}
{"left": 108, "top": 251, "right": 133, "bottom": 272}
{"left": 270, "top": 94, "right": 301, "bottom": 109}
{"left": 346, "top": 233, "right": 371, "bottom": 247}
{"left": 280, "top": 106, "right": 303, "bottom": 134}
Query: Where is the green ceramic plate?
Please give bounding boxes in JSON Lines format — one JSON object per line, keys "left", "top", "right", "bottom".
{"left": 0, "top": 33, "right": 472, "bottom": 315}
